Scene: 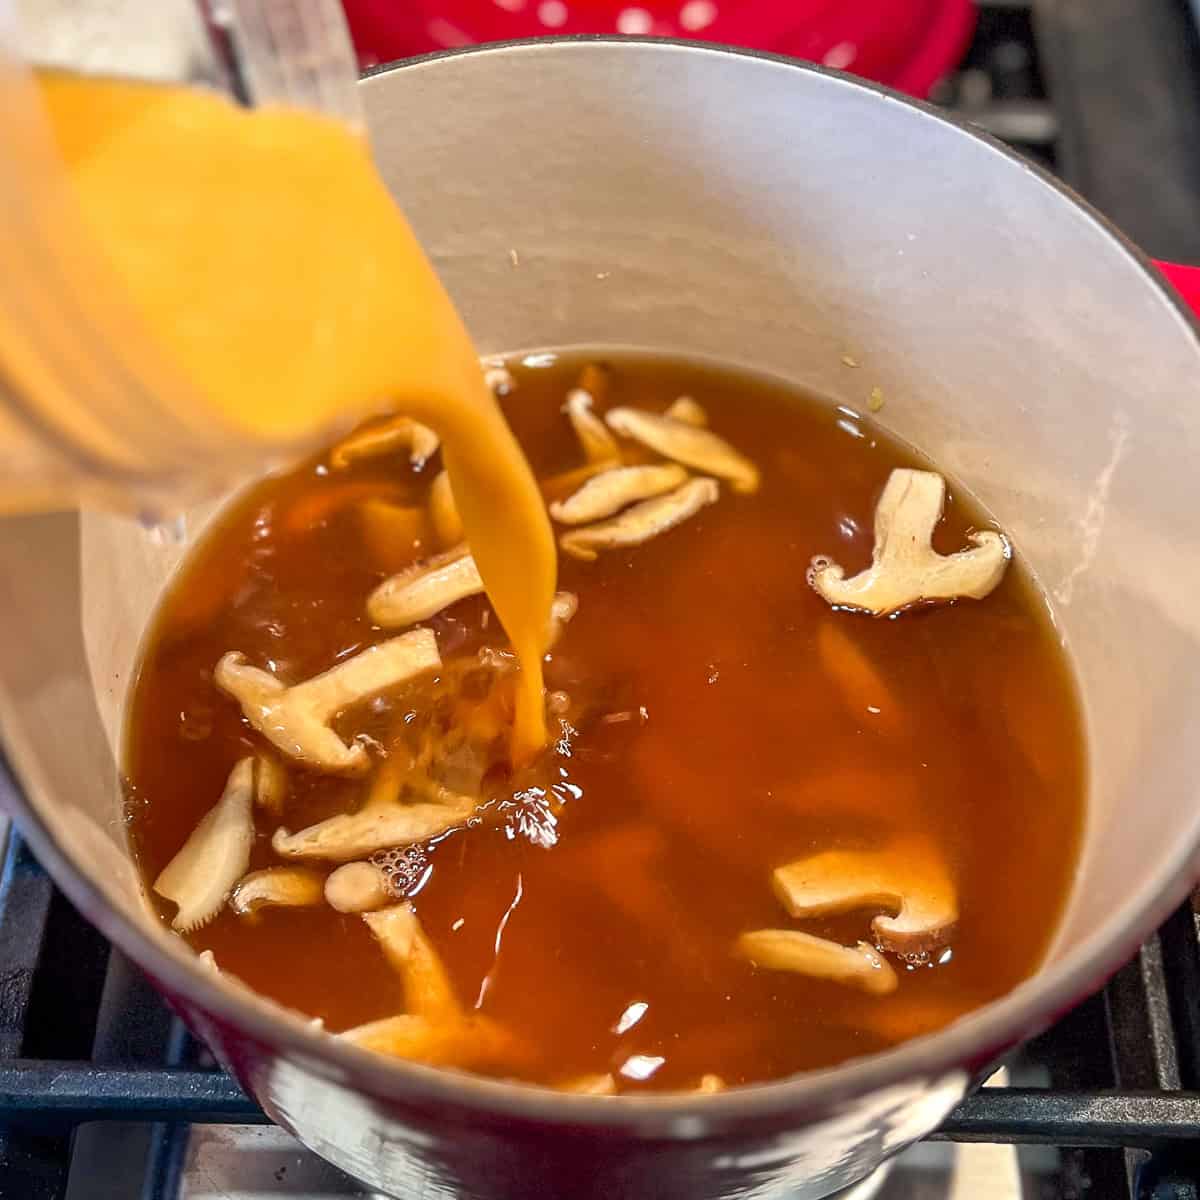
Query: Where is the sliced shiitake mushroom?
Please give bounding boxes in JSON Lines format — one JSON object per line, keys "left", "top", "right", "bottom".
{"left": 362, "top": 903, "right": 460, "bottom": 1021}
{"left": 252, "top": 754, "right": 288, "bottom": 818}
{"left": 339, "top": 903, "right": 523, "bottom": 1069}
{"left": 604, "top": 407, "right": 759, "bottom": 493}
{"left": 560, "top": 477, "right": 719, "bottom": 562}
{"left": 215, "top": 630, "right": 441, "bottom": 774}
{"left": 771, "top": 836, "right": 957, "bottom": 956}
{"left": 325, "top": 860, "right": 394, "bottom": 913}
{"left": 272, "top": 741, "right": 476, "bottom": 862}
{"left": 563, "top": 387, "right": 620, "bottom": 466}
{"left": 153, "top": 758, "right": 255, "bottom": 932}
{"left": 736, "top": 929, "right": 898, "bottom": 995}
{"left": 230, "top": 866, "right": 325, "bottom": 917}
{"left": 330, "top": 416, "right": 439, "bottom": 470}
{"left": 367, "top": 546, "right": 483, "bottom": 628}
{"left": 549, "top": 463, "right": 689, "bottom": 526}
{"left": 808, "top": 469, "right": 1009, "bottom": 616}
{"left": 273, "top": 793, "right": 476, "bottom": 863}
{"left": 664, "top": 396, "right": 708, "bottom": 427}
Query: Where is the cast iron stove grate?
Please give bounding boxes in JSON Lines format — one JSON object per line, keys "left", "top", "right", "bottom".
{"left": 4, "top": 2, "right": 1200, "bottom": 1196}
{"left": 2, "top": 815, "right": 1199, "bottom": 1199}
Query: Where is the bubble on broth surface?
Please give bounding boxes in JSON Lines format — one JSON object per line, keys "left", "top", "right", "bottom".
{"left": 370, "top": 845, "right": 432, "bottom": 898}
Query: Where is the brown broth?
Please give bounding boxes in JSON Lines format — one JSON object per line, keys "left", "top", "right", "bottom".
{"left": 124, "top": 351, "right": 1086, "bottom": 1091}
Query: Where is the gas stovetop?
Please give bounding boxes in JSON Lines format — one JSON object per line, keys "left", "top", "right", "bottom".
{"left": 12, "top": 802, "right": 1199, "bottom": 1200}
{"left": 5, "top": 3, "right": 1200, "bottom": 1198}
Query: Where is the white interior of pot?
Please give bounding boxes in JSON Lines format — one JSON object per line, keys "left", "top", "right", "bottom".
{"left": 2, "top": 41, "right": 1200, "bottom": 1063}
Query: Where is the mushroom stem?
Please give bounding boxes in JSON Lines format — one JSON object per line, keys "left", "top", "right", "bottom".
{"left": 564, "top": 388, "right": 620, "bottom": 465}
{"left": 604, "top": 407, "right": 759, "bottom": 493}
{"left": 367, "top": 546, "right": 484, "bottom": 628}
{"left": 736, "top": 929, "right": 898, "bottom": 995}
{"left": 215, "top": 631, "right": 441, "bottom": 774}
{"left": 153, "top": 758, "right": 255, "bottom": 932}
{"left": 363, "top": 903, "right": 461, "bottom": 1021}
{"left": 808, "top": 469, "right": 1010, "bottom": 615}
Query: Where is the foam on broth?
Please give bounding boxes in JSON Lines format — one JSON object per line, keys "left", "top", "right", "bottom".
{"left": 125, "top": 351, "right": 1085, "bottom": 1091}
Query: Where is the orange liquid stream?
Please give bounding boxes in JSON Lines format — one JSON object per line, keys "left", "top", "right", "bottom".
{"left": 25, "top": 74, "right": 556, "bottom": 758}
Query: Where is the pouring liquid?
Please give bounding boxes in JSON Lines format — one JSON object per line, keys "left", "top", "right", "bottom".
{"left": 14, "top": 73, "right": 556, "bottom": 758}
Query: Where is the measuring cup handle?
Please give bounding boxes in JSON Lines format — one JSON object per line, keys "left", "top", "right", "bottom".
{"left": 1155, "top": 261, "right": 1200, "bottom": 318}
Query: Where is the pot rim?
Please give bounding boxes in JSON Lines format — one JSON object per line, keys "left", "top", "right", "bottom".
{"left": 10, "top": 34, "right": 1200, "bottom": 1138}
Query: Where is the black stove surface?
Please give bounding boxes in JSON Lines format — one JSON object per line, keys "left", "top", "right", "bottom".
{"left": 4, "top": 3, "right": 1200, "bottom": 1197}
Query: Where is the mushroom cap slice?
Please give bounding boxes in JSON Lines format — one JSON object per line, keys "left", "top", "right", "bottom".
{"left": 272, "top": 792, "right": 477, "bottom": 863}
{"left": 153, "top": 758, "right": 255, "bottom": 932}
{"left": 230, "top": 866, "right": 325, "bottom": 916}
{"left": 330, "top": 416, "right": 440, "bottom": 470}
{"left": 549, "top": 463, "right": 689, "bottom": 526}
{"left": 215, "top": 630, "right": 442, "bottom": 774}
{"left": 325, "top": 860, "right": 394, "bottom": 913}
{"left": 736, "top": 929, "right": 898, "bottom": 995}
{"left": 808, "top": 469, "right": 1010, "bottom": 616}
{"left": 604, "top": 407, "right": 759, "bottom": 493}
{"left": 367, "top": 546, "right": 484, "bottom": 628}
{"left": 560, "top": 477, "right": 719, "bottom": 562}
{"left": 771, "top": 836, "right": 958, "bottom": 956}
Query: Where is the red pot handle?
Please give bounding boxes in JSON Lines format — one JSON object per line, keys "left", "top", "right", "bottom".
{"left": 1156, "top": 260, "right": 1200, "bottom": 318}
